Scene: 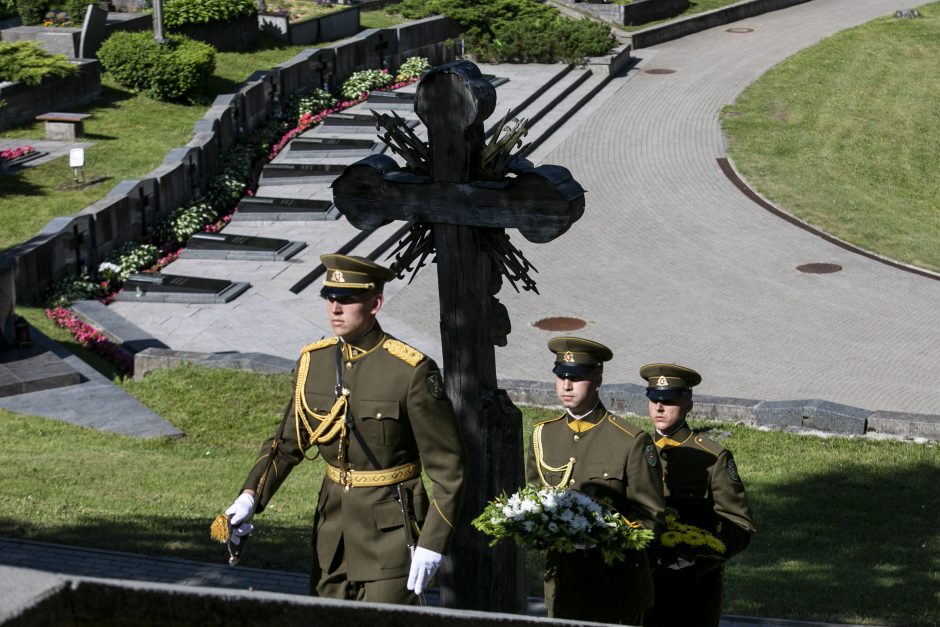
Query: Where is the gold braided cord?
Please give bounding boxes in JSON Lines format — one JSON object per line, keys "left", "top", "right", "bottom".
{"left": 383, "top": 339, "right": 424, "bottom": 367}
{"left": 323, "top": 280, "right": 375, "bottom": 289}
{"left": 533, "top": 422, "right": 575, "bottom": 488}
{"left": 324, "top": 461, "right": 420, "bottom": 487}
{"left": 293, "top": 350, "right": 349, "bottom": 461}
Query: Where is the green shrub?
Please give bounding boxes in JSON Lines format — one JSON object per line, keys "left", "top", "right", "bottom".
{"left": 62, "top": 0, "right": 90, "bottom": 24}
{"left": 14, "top": 0, "right": 49, "bottom": 24}
{"left": 339, "top": 68, "right": 393, "bottom": 100}
{"left": 0, "top": 0, "right": 17, "bottom": 18}
{"left": 163, "top": 0, "right": 256, "bottom": 28}
{"left": 0, "top": 40, "right": 78, "bottom": 86}
{"left": 294, "top": 88, "right": 337, "bottom": 118}
{"left": 97, "top": 32, "right": 216, "bottom": 101}
{"left": 386, "top": 0, "right": 615, "bottom": 63}
{"left": 395, "top": 55, "right": 430, "bottom": 82}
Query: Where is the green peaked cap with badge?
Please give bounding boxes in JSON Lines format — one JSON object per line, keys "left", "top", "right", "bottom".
{"left": 548, "top": 336, "right": 613, "bottom": 378}
{"left": 320, "top": 254, "right": 396, "bottom": 299}
{"left": 639, "top": 363, "right": 701, "bottom": 401}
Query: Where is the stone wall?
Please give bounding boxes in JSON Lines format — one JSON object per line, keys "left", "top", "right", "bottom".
{"left": 259, "top": 5, "right": 360, "bottom": 45}
{"left": 1, "top": 16, "right": 462, "bottom": 305}
{"left": 619, "top": 0, "right": 689, "bottom": 26}
{"left": 171, "top": 12, "right": 259, "bottom": 52}
{"left": 629, "top": 0, "right": 812, "bottom": 49}
{"left": 0, "top": 60, "right": 101, "bottom": 131}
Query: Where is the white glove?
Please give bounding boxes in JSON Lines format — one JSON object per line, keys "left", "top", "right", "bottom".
{"left": 407, "top": 546, "right": 443, "bottom": 595}
{"left": 225, "top": 493, "right": 255, "bottom": 545}
{"left": 667, "top": 557, "right": 695, "bottom": 571}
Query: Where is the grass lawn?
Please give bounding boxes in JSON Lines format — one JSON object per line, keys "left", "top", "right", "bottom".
{"left": 0, "top": 9, "right": 405, "bottom": 252}
{"left": 0, "top": 365, "right": 936, "bottom": 625}
{"left": 722, "top": 3, "right": 940, "bottom": 273}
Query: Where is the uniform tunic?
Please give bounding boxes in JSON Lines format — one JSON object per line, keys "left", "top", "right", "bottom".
{"left": 645, "top": 423, "right": 756, "bottom": 627}
{"left": 526, "top": 404, "right": 665, "bottom": 623}
{"left": 242, "top": 324, "right": 465, "bottom": 594}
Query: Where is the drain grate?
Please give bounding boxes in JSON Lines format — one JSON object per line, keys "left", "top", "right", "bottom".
{"left": 797, "top": 263, "right": 842, "bottom": 274}
{"left": 726, "top": 27, "right": 754, "bottom": 33}
{"left": 644, "top": 68, "right": 676, "bottom": 74}
{"left": 533, "top": 317, "right": 587, "bottom": 332}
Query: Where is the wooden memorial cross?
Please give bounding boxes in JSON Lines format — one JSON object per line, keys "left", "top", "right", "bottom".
{"left": 332, "top": 60, "right": 585, "bottom": 612}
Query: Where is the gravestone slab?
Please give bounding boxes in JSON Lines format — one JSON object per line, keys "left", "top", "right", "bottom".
{"left": 259, "top": 162, "right": 346, "bottom": 186}
{"left": 365, "top": 90, "right": 416, "bottom": 109}
{"left": 233, "top": 196, "right": 339, "bottom": 221}
{"left": 78, "top": 4, "right": 108, "bottom": 58}
{"left": 180, "top": 232, "right": 306, "bottom": 260}
{"left": 0, "top": 345, "right": 83, "bottom": 398}
{"left": 287, "top": 136, "right": 384, "bottom": 157}
{"left": 321, "top": 111, "right": 418, "bottom": 134}
{"left": 0, "top": 265, "right": 14, "bottom": 346}
{"left": 115, "top": 273, "right": 250, "bottom": 304}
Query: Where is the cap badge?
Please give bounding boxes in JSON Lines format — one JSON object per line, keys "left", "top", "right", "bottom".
{"left": 656, "top": 375, "right": 668, "bottom": 386}
{"left": 331, "top": 270, "right": 345, "bottom": 283}
{"left": 563, "top": 351, "right": 575, "bottom": 363}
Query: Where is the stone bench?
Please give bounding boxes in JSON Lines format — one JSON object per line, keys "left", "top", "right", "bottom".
{"left": 35, "top": 111, "right": 92, "bottom": 141}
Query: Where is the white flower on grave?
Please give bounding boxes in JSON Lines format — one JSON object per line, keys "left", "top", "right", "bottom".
{"left": 98, "top": 261, "right": 122, "bottom": 275}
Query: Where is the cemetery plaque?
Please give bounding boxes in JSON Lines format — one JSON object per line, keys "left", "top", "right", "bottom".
{"left": 0, "top": 346, "right": 82, "bottom": 398}
{"left": 287, "top": 136, "right": 384, "bottom": 157}
{"left": 259, "top": 162, "right": 347, "bottom": 186}
{"left": 116, "top": 273, "right": 250, "bottom": 304}
{"left": 365, "top": 90, "right": 415, "bottom": 105}
{"left": 181, "top": 232, "right": 307, "bottom": 260}
{"left": 234, "top": 197, "right": 339, "bottom": 222}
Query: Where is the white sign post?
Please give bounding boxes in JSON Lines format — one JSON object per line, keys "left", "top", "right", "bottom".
{"left": 69, "top": 147, "right": 85, "bottom": 185}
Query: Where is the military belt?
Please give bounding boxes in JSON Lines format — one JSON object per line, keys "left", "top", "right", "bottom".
{"left": 325, "top": 461, "right": 420, "bottom": 488}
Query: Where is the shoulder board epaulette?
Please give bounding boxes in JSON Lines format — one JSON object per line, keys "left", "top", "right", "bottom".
{"left": 301, "top": 337, "right": 339, "bottom": 353}
{"left": 534, "top": 413, "right": 566, "bottom": 427}
{"left": 606, "top": 413, "right": 643, "bottom": 438}
{"left": 383, "top": 339, "right": 425, "bottom": 367}
{"left": 692, "top": 434, "right": 723, "bottom": 457}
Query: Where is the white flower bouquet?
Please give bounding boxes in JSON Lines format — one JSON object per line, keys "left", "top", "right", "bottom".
{"left": 472, "top": 485, "right": 654, "bottom": 565}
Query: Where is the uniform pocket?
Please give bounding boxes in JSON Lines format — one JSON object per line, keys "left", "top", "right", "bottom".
{"left": 374, "top": 497, "right": 405, "bottom": 531}
{"left": 583, "top": 464, "right": 625, "bottom": 502}
{"left": 359, "top": 400, "right": 402, "bottom": 446}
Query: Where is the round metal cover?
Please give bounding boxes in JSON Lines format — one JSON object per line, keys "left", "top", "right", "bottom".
{"left": 644, "top": 68, "right": 676, "bottom": 74}
{"left": 533, "top": 317, "right": 587, "bottom": 332}
{"left": 726, "top": 27, "right": 754, "bottom": 33}
{"left": 796, "top": 263, "right": 843, "bottom": 274}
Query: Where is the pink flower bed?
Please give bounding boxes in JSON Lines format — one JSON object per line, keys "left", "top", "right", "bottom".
{"left": 45, "top": 306, "right": 135, "bottom": 376}
{"left": 1, "top": 145, "right": 37, "bottom": 163}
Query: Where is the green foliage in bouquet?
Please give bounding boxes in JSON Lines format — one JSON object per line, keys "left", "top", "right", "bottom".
{"left": 472, "top": 485, "right": 654, "bottom": 565}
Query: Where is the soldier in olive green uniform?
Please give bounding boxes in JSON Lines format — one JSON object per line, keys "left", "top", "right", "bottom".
{"left": 223, "top": 255, "right": 466, "bottom": 604}
{"left": 526, "top": 337, "right": 665, "bottom": 625}
{"left": 640, "top": 364, "right": 755, "bottom": 627}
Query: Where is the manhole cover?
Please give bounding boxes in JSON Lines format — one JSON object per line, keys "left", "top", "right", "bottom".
{"left": 726, "top": 27, "right": 754, "bottom": 33}
{"left": 533, "top": 317, "right": 587, "bottom": 332}
{"left": 644, "top": 68, "right": 676, "bottom": 74}
{"left": 796, "top": 263, "right": 843, "bottom": 274}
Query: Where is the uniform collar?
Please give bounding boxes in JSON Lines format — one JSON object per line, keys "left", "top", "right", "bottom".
{"left": 340, "top": 323, "right": 385, "bottom": 360}
{"left": 566, "top": 403, "right": 606, "bottom": 433}
{"left": 654, "top": 422, "right": 692, "bottom": 449}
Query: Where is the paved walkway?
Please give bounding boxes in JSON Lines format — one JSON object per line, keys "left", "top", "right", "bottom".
{"left": 94, "top": 0, "right": 940, "bottom": 418}
{"left": 0, "top": 537, "right": 867, "bottom": 626}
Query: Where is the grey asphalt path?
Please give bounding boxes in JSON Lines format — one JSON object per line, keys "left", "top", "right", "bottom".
{"left": 384, "top": 0, "right": 940, "bottom": 416}
{"left": 0, "top": 537, "right": 868, "bottom": 626}
{"left": 105, "top": 0, "right": 940, "bottom": 416}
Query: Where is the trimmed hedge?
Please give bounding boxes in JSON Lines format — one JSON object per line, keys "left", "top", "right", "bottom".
{"left": 162, "top": 0, "right": 256, "bottom": 28}
{"left": 97, "top": 32, "right": 216, "bottom": 101}
{"left": 0, "top": 40, "right": 78, "bottom": 86}
{"left": 14, "top": 0, "right": 47, "bottom": 24}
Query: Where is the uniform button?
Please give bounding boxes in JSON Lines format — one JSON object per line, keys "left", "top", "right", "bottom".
{"left": 569, "top": 479, "right": 575, "bottom": 485}
{"left": 573, "top": 435, "right": 580, "bottom": 442}
{"left": 603, "top": 472, "right": 609, "bottom": 478}
{"left": 346, "top": 362, "right": 352, "bottom": 369}
{"left": 569, "top": 457, "right": 576, "bottom": 463}
{"left": 376, "top": 412, "right": 382, "bottom": 418}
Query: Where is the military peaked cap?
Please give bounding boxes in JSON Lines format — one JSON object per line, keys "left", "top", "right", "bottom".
{"left": 640, "top": 363, "right": 701, "bottom": 401}
{"left": 548, "top": 336, "right": 613, "bottom": 378}
{"left": 320, "top": 254, "right": 396, "bottom": 298}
